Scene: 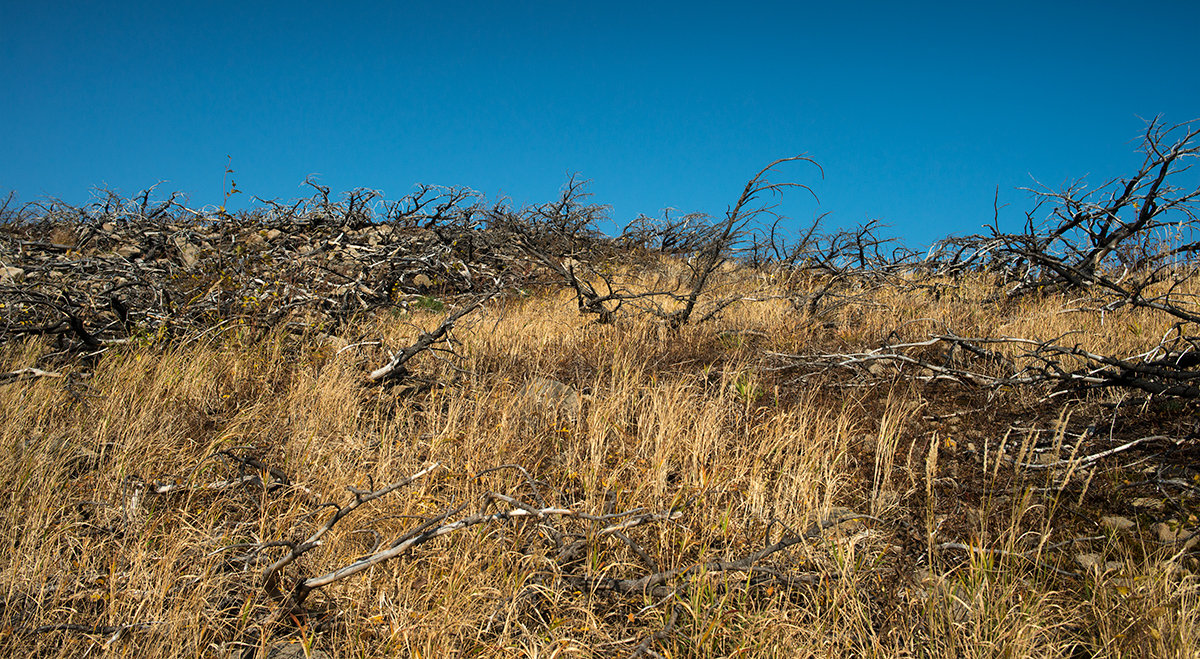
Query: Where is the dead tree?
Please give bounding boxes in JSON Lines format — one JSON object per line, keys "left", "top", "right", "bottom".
{"left": 998, "top": 117, "right": 1200, "bottom": 317}
{"left": 649, "top": 156, "right": 823, "bottom": 330}
{"left": 488, "top": 176, "right": 645, "bottom": 323}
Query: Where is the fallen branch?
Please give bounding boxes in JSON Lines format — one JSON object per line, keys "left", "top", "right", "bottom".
{"left": 0, "top": 367, "right": 63, "bottom": 386}
{"left": 262, "top": 462, "right": 441, "bottom": 604}
{"left": 564, "top": 512, "right": 875, "bottom": 599}
{"left": 368, "top": 293, "right": 495, "bottom": 382}
{"left": 1014, "top": 434, "right": 1179, "bottom": 470}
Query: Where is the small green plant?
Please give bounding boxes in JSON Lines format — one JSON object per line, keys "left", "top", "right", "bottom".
{"left": 718, "top": 331, "right": 746, "bottom": 350}
{"left": 732, "top": 372, "right": 763, "bottom": 404}
{"left": 412, "top": 295, "right": 445, "bottom": 312}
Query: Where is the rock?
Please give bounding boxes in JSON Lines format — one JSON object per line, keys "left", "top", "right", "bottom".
{"left": 266, "top": 643, "right": 330, "bottom": 659}
{"left": 1, "top": 267, "right": 24, "bottom": 283}
{"left": 518, "top": 377, "right": 581, "bottom": 422}
{"left": 1075, "top": 553, "right": 1121, "bottom": 572}
{"left": 865, "top": 361, "right": 894, "bottom": 376}
{"left": 1132, "top": 497, "right": 1165, "bottom": 510}
{"left": 318, "top": 333, "right": 348, "bottom": 350}
{"left": 179, "top": 245, "right": 201, "bottom": 268}
{"left": 265, "top": 229, "right": 283, "bottom": 241}
{"left": 411, "top": 273, "right": 433, "bottom": 289}
{"left": 101, "top": 222, "right": 116, "bottom": 232}
{"left": 1101, "top": 516, "right": 1136, "bottom": 532}
{"left": 1154, "top": 522, "right": 1182, "bottom": 544}
{"left": 1036, "top": 451, "right": 1061, "bottom": 465}
{"left": 116, "top": 245, "right": 142, "bottom": 259}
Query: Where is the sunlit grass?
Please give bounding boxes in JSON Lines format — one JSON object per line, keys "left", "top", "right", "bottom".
{"left": 1, "top": 274, "right": 1197, "bottom": 657}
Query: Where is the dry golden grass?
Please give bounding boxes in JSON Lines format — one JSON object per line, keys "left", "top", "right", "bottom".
{"left": 2, "top": 276, "right": 1198, "bottom": 657}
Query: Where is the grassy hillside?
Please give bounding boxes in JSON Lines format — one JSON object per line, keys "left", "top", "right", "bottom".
{"left": 3, "top": 271, "right": 1198, "bottom": 657}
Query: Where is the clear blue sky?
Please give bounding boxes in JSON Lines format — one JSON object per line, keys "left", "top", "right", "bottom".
{"left": 3, "top": 1, "right": 1198, "bottom": 247}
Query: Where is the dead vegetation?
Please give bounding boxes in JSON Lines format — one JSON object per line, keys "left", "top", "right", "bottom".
{"left": 2, "top": 118, "right": 1200, "bottom": 657}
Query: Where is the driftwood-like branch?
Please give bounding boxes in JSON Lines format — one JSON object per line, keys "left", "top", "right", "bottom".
{"left": 367, "top": 293, "right": 495, "bottom": 382}
{"left": 257, "top": 459, "right": 870, "bottom": 626}
{"left": 0, "top": 367, "right": 63, "bottom": 386}
{"left": 563, "top": 512, "right": 873, "bottom": 600}
{"left": 770, "top": 328, "right": 1200, "bottom": 399}
{"left": 262, "top": 462, "right": 441, "bottom": 606}
{"left": 271, "top": 492, "right": 681, "bottom": 615}
{"left": 1014, "top": 434, "right": 1180, "bottom": 471}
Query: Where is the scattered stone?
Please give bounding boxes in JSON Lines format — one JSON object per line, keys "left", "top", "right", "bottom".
{"left": 1075, "top": 554, "right": 1121, "bottom": 572}
{"left": 1131, "top": 497, "right": 1165, "bottom": 510}
{"left": 1036, "top": 451, "right": 1060, "bottom": 465}
{"left": 179, "top": 245, "right": 201, "bottom": 268}
{"left": 1101, "top": 516, "right": 1136, "bottom": 532}
{"left": 266, "top": 643, "right": 330, "bottom": 659}
{"left": 865, "top": 360, "right": 893, "bottom": 376}
{"left": 518, "top": 377, "right": 582, "bottom": 422}
{"left": 116, "top": 245, "right": 142, "bottom": 259}
{"left": 1154, "top": 522, "right": 1182, "bottom": 544}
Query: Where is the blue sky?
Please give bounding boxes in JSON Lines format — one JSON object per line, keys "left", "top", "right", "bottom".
{"left": 3, "top": 1, "right": 1198, "bottom": 247}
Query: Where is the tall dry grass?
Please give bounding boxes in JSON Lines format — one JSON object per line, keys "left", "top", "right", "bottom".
{"left": 1, "top": 277, "right": 1197, "bottom": 657}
